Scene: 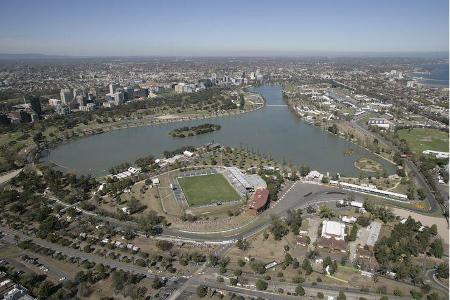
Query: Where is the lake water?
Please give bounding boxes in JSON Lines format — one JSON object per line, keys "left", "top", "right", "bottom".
{"left": 42, "top": 86, "right": 396, "bottom": 177}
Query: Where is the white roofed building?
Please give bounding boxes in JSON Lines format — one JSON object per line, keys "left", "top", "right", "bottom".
{"left": 321, "top": 220, "right": 346, "bottom": 240}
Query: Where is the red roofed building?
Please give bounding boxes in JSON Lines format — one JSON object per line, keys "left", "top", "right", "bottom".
{"left": 248, "top": 188, "right": 269, "bottom": 215}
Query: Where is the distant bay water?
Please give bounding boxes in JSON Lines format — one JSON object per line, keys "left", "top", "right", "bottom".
{"left": 414, "top": 63, "right": 449, "bottom": 88}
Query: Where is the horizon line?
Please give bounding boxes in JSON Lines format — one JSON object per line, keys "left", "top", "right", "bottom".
{"left": 0, "top": 51, "right": 448, "bottom": 60}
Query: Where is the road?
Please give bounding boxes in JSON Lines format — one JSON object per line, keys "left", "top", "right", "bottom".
{"left": 351, "top": 119, "right": 443, "bottom": 216}
{"left": 424, "top": 269, "right": 449, "bottom": 294}
{"left": 0, "top": 225, "right": 179, "bottom": 282}
{"left": 48, "top": 182, "right": 346, "bottom": 244}
{"left": 184, "top": 274, "right": 408, "bottom": 300}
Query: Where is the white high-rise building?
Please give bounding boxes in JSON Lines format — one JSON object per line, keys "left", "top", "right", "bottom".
{"left": 60, "top": 89, "right": 73, "bottom": 105}
{"left": 109, "top": 83, "right": 119, "bottom": 94}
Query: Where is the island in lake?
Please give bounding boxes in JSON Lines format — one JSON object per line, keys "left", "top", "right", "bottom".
{"left": 169, "top": 123, "right": 222, "bottom": 138}
{"left": 354, "top": 158, "right": 384, "bottom": 173}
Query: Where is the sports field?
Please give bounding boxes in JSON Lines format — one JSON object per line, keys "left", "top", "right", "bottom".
{"left": 397, "top": 128, "right": 449, "bottom": 154}
{"left": 178, "top": 173, "right": 240, "bottom": 206}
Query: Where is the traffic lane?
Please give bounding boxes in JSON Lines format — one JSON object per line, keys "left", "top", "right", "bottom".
{"left": 188, "top": 276, "right": 403, "bottom": 300}
{"left": 270, "top": 182, "right": 345, "bottom": 216}
{"left": 162, "top": 182, "right": 345, "bottom": 242}
{"left": 405, "top": 160, "right": 439, "bottom": 213}
{"left": 0, "top": 225, "right": 185, "bottom": 284}
{"left": 424, "top": 269, "right": 449, "bottom": 294}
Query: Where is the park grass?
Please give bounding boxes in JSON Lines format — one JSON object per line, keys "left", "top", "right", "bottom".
{"left": 397, "top": 128, "right": 449, "bottom": 154}
{"left": 178, "top": 173, "right": 240, "bottom": 206}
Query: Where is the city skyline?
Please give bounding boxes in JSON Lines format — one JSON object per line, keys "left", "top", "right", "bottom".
{"left": 0, "top": 0, "right": 448, "bottom": 57}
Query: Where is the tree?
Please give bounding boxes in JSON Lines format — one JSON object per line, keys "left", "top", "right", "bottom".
{"left": 156, "top": 240, "right": 173, "bottom": 251}
{"left": 111, "top": 270, "right": 126, "bottom": 290}
{"left": 302, "top": 259, "right": 313, "bottom": 275}
{"left": 230, "top": 278, "right": 238, "bottom": 286}
{"left": 328, "top": 124, "right": 339, "bottom": 135}
{"left": 137, "top": 210, "right": 165, "bottom": 235}
{"left": 236, "top": 238, "right": 250, "bottom": 251}
{"left": 410, "top": 289, "right": 423, "bottom": 300}
{"left": 430, "top": 224, "right": 438, "bottom": 236}
{"left": 337, "top": 291, "right": 346, "bottom": 300}
{"left": 356, "top": 216, "right": 371, "bottom": 227}
{"left": 347, "top": 225, "right": 358, "bottom": 242}
{"left": 256, "top": 279, "right": 268, "bottom": 290}
{"left": 37, "top": 281, "right": 53, "bottom": 299}
{"left": 237, "top": 258, "right": 246, "bottom": 267}
{"left": 317, "top": 292, "right": 324, "bottom": 298}
{"left": 417, "top": 188, "right": 426, "bottom": 200}
{"left": 284, "top": 253, "right": 293, "bottom": 266}
{"left": 319, "top": 205, "right": 334, "bottom": 219}
{"left": 295, "top": 285, "right": 305, "bottom": 296}
{"left": 196, "top": 285, "right": 208, "bottom": 298}
{"left": 427, "top": 292, "right": 440, "bottom": 300}
{"left": 437, "top": 262, "right": 449, "bottom": 279}
{"left": 270, "top": 217, "right": 289, "bottom": 240}
{"left": 152, "top": 277, "right": 163, "bottom": 289}
{"left": 239, "top": 94, "right": 245, "bottom": 109}
{"left": 429, "top": 239, "right": 444, "bottom": 258}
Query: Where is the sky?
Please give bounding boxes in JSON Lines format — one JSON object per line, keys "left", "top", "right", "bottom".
{"left": 0, "top": 0, "right": 448, "bottom": 57}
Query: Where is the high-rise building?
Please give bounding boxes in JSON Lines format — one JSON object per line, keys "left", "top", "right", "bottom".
{"left": 109, "top": 83, "right": 119, "bottom": 94}
{"left": 0, "top": 113, "right": 10, "bottom": 125}
{"left": 56, "top": 105, "right": 71, "bottom": 116}
{"left": 19, "top": 111, "right": 32, "bottom": 123}
{"left": 75, "top": 95, "right": 87, "bottom": 106}
{"left": 29, "top": 96, "right": 42, "bottom": 116}
{"left": 73, "top": 88, "right": 85, "bottom": 98}
{"left": 60, "top": 89, "right": 73, "bottom": 105}
{"left": 112, "top": 91, "right": 124, "bottom": 105}
{"left": 124, "top": 87, "right": 134, "bottom": 101}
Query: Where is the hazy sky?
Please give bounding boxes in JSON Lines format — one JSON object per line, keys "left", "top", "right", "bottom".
{"left": 0, "top": 0, "right": 448, "bottom": 56}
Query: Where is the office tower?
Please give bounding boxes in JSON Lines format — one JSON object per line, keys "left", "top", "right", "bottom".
{"left": 29, "top": 96, "right": 42, "bottom": 116}
{"left": 60, "top": 89, "right": 73, "bottom": 105}
{"left": 109, "top": 83, "right": 119, "bottom": 94}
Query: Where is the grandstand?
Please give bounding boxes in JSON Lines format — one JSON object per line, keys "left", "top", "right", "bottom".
{"left": 332, "top": 181, "right": 408, "bottom": 201}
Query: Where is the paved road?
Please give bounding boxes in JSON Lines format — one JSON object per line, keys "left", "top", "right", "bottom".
{"left": 351, "top": 119, "right": 443, "bottom": 216}
{"left": 48, "top": 182, "right": 345, "bottom": 244}
{"left": 185, "top": 274, "right": 408, "bottom": 300}
{"left": 424, "top": 269, "right": 449, "bottom": 294}
{"left": 0, "top": 225, "right": 180, "bottom": 283}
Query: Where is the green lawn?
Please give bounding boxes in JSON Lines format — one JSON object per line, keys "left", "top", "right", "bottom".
{"left": 178, "top": 173, "right": 240, "bottom": 206}
{"left": 397, "top": 128, "right": 449, "bottom": 154}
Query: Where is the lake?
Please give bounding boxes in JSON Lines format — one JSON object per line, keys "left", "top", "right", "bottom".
{"left": 42, "top": 85, "right": 396, "bottom": 177}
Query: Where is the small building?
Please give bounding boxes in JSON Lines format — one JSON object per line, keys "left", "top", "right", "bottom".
{"left": 367, "top": 118, "right": 391, "bottom": 129}
{"left": 48, "top": 98, "right": 62, "bottom": 106}
{"left": 366, "top": 222, "right": 381, "bottom": 246}
{"left": 296, "top": 235, "right": 310, "bottom": 247}
{"left": 152, "top": 178, "right": 160, "bottom": 185}
{"left": 321, "top": 220, "right": 346, "bottom": 240}
{"left": 316, "top": 236, "right": 347, "bottom": 252}
{"left": 422, "top": 150, "right": 450, "bottom": 159}
{"left": 304, "top": 170, "right": 323, "bottom": 183}
{"left": 183, "top": 150, "right": 194, "bottom": 157}
{"left": 248, "top": 188, "right": 269, "bottom": 215}
{"left": 264, "top": 261, "right": 278, "bottom": 270}
{"left": 341, "top": 216, "right": 357, "bottom": 224}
